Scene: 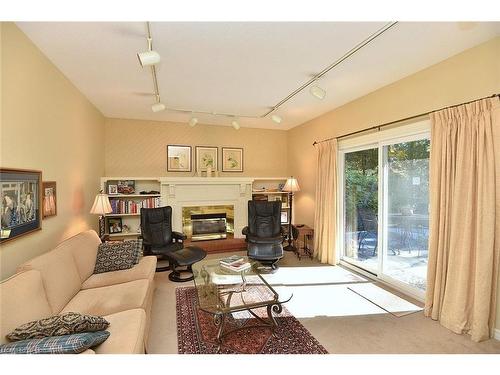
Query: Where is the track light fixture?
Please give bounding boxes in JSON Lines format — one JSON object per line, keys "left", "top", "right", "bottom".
{"left": 189, "top": 117, "right": 198, "bottom": 127}
{"left": 271, "top": 114, "right": 282, "bottom": 124}
{"left": 137, "top": 50, "right": 161, "bottom": 67}
{"left": 309, "top": 85, "right": 326, "bottom": 100}
{"left": 231, "top": 119, "right": 240, "bottom": 130}
{"left": 151, "top": 102, "right": 165, "bottom": 112}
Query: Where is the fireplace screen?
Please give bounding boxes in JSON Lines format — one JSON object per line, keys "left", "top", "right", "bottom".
{"left": 191, "top": 213, "right": 227, "bottom": 241}
{"left": 182, "top": 205, "right": 234, "bottom": 240}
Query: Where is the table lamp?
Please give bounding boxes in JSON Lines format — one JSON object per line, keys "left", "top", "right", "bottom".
{"left": 283, "top": 176, "right": 300, "bottom": 251}
{"left": 90, "top": 191, "right": 112, "bottom": 237}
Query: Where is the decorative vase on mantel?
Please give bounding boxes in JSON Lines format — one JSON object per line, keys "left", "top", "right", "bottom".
{"left": 206, "top": 165, "right": 212, "bottom": 177}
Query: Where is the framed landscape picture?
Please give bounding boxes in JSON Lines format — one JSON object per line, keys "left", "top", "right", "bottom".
{"left": 221, "top": 147, "right": 243, "bottom": 172}
{"left": 42, "top": 181, "right": 57, "bottom": 218}
{"left": 167, "top": 145, "right": 192, "bottom": 172}
{"left": 195, "top": 146, "right": 218, "bottom": 172}
{"left": 1, "top": 168, "right": 42, "bottom": 243}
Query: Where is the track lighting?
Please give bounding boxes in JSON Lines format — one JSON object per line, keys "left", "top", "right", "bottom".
{"left": 151, "top": 102, "right": 165, "bottom": 112}
{"left": 231, "top": 119, "right": 240, "bottom": 130}
{"left": 137, "top": 50, "right": 161, "bottom": 67}
{"left": 271, "top": 114, "right": 282, "bottom": 124}
{"left": 309, "top": 85, "right": 326, "bottom": 100}
{"left": 189, "top": 117, "right": 198, "bottom": 127}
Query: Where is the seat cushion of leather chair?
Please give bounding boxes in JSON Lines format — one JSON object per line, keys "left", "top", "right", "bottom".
{"left": 62, "top": 279, "right": 149, "bottom": 317}
{"left": 93, "top": 309, "right": 146, "bottom": 354}
{"left": 150, "top": 242, "right": 183, "bottom": 254}
{"left": 166, "top": 246, "right": 207, "bottom": 266}
{"left": 81, "top": 256, "right": 157, "bottom": 290}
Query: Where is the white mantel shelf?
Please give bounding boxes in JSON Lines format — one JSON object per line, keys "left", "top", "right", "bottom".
{"left": 160, "top": 177, "right": 256, "bottom": 185}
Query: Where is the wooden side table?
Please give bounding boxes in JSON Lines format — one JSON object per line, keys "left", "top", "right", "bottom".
{"left": 294, "top": 224, "right": 314, "bottom": 260}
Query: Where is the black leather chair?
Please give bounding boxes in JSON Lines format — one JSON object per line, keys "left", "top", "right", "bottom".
{"left": 242, "top": 201, "right": 284, "bottom": 269}
{"left": 140, "top": 206, "right": 207, "bottom": 282}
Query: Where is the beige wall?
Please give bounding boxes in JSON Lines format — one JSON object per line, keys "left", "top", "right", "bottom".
{"left": 105, "top": 118, "right": 288, "bottom": 178}
{"left": 288, "top": 37, "right": 500, "bottom": 330}
{"left": 0, "top": 23, "right": 105, "bottom": 278}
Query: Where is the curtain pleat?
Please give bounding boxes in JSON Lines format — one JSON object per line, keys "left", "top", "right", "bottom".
{"left": 425, "top": 97, "right": 499, "bottom": 342}
{"left": 313, "top": 139, "right": 338, "bottom": 265}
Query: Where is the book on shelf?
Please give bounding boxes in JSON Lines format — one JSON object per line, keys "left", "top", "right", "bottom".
{"left": 219, "top": 255, "right": 245, "bottom": 266}
{"left": 109, "top": 197, "right": 160, "bottom": 214}
{"left": 220, "top": 260, "right": 252, "bottom": 272}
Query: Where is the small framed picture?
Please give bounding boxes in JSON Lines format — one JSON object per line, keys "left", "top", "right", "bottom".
{"left": 281, "top": 210, "right": 289, "bottom": 224}
{"left": 108, "top": 217, "right": 123, "bottom": 234}
{"left": 221, "top": 147, "right": 243, "bottom": 172}
{"left": 195, "top": 146, "right": 218, "bottom": 172}
{"left": 167, "top": 145, "right": 192, "bottom": 172}
{"left": 108, "top": 184, "right": 118, "bottom": 195}
{"left": 42, "top": 181, "right": 57, "bottom": 218}
{"left": 117, "top": 180, "right": 135, "bottom": 194}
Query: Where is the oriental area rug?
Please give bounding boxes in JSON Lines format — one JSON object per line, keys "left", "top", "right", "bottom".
{"left": 176, "top": 286, "right": 328, "bottom": 354}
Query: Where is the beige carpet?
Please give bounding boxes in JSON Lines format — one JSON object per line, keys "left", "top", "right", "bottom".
{"left": 147, "top": 251, "right": 500, "bottom": 354}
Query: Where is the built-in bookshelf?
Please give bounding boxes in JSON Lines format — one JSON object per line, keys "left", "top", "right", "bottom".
{"left": 100, "top": 177, "right": 162, "bottom": 239}
{"left": 252, "top": 178, "right": 291, "bottom": 225}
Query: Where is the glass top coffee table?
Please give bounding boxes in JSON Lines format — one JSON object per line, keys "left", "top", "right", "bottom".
{"left": 192, "top": 257, "right": 292, "bottom": 351}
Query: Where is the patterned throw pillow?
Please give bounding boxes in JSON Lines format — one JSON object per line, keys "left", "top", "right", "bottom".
{"left": 6, "top": 312, "right": 109, "bottom": 341}
{"left": 131, "top": 238, "right": 143, "bottom": 265}
{"left": 94, "top": 241, "right": 137, "bottom": 274}
{"left": 0, "top": 331, "right": 110, "bottom": 354}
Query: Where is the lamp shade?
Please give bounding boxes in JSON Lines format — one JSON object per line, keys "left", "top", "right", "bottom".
{"left": 283, "top": 177, "right": 300, "bottom": 192}
{"left": 90, "top": 193, "right": 112, "bottom": 215}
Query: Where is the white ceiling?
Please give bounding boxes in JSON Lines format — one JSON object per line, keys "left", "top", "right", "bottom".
{"left": 17, "top": 22, "right": 500, "bottom": 130}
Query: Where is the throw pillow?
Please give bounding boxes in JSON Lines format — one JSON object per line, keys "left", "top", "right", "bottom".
{"left": 131, "top": 238, "right": 143, "bottom": 265}
{"left": 94, "top": 241, "right": 136, "bottom": 274}
{"left": 6, "top": 312, "right": 109, "bottom": 341}
{"left": 0, "top": 331, "right": 110, "bottom": 354}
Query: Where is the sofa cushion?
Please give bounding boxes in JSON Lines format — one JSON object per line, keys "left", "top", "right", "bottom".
{"left": 0, "top": 331, "right": 110, "bottom": 354}
{"left": 95, "top": 309, "right": 146, "bottom": 354}
{"left": 57, "top": 230, "right": 101, "bottom": 281}
{"left": 61, "top": 279, "right": 150, "bottom": 317}
{"left": 93, "top": 241, "right": 137, "bottom": 274}
{"left": 82, "top": 256, "right": 156, "bottom": 290}
{"left": 6, "top": 312, "right": 109, "bottom": 341}
{"left": 0, "top": 270, "right": 53, "bottom": 345}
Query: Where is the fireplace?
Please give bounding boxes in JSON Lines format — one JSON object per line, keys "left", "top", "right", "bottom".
{"left": 191, "top": 213, "right": 227, "bottom": 241}
{"left": 182, "top": 204, "right": 234, "bottom": 240}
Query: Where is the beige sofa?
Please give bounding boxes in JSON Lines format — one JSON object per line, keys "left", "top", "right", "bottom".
{"left": 0, "top": 230, "right": 157, "bottom": 354}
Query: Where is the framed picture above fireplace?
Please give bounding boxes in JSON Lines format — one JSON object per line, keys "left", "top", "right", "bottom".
{"left": 221, "top": 147, "right": 243, "bottom": 172}
{"left": 195, "top": 146, "right": 218, "bottom": 172}
{"left": 167, "top": 145, "right": 192, "bottom": 172}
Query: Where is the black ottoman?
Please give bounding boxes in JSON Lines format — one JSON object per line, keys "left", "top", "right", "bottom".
{"left": 165, "top": 246, "right": 207, "bottom": 282}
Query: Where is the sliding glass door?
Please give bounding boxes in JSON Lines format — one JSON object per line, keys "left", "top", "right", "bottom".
{"left": 342, "top": 146, "right": 379, "bottom": 274}
{"left": 340, "top": 128, "right": 430, "bottom": 298}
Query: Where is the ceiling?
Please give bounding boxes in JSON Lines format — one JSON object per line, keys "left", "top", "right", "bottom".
{"left": 17, "top": 22, "right": 500, "bottom": 130}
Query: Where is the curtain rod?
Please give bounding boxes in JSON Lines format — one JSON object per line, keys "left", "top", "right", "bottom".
{"left": 312, "top": 93, "right": 500, "bottom": 146}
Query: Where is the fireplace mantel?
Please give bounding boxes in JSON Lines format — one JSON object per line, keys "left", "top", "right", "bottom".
{"left": 159, "top": 177, "right": 256, "bottom": 238}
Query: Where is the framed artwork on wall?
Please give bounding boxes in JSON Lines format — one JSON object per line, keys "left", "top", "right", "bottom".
{"left": 167, "top": 145, "right": 192, "bottom": 172}
{"left": 0, "top": 168, "right": 42, "bottom": 243}
{"left": 195, "top": 146, "right": 218, "bottom": 172}
{"left": 221, "top": 147, "right": 244, "bottom": 172}
{"left": 42, "top": 181, "right": 57, "bottom": 219}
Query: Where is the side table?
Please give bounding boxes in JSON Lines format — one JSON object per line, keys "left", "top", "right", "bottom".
{"left": 294, "top": 224, "right": 314, "bottom": 260}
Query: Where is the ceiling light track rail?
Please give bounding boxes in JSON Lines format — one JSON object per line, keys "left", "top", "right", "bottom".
{"left": 138, "top": 21, "right": 398, "bottom": 124}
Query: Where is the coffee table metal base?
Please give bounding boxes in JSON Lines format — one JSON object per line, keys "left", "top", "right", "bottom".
{"left": 212, "top": 302, "right": 283, "bottom": 352}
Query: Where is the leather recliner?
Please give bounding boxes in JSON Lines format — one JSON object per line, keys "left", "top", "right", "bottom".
{"left": 242, "top": 200, "right": 284, "bottom": 269}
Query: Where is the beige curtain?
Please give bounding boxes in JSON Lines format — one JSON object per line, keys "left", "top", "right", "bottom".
{"left": 313, "top": 139, "right": 338, "bottom": 265}
{"left": 425, "top": 97, "right": 500, "bottom": 342}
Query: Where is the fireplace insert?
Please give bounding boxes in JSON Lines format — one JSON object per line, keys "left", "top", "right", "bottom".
{"left": 191, "top": 213, "right": 227, "bottom": 241}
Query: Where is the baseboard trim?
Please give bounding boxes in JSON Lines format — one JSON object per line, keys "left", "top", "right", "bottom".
{"left": 494, "top": 328, "right": 500, "bottom": 341}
